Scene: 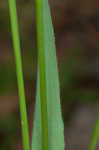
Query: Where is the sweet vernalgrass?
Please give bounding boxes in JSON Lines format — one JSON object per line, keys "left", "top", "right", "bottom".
{"left": 8, "top": 0, "right": 30, "bottom": 150}
{"left": 89, "top": 117, "right": 99, "bottom": 150}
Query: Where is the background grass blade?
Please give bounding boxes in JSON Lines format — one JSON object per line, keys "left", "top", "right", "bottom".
{"left": 8, "top": 1, "right": 30, "bottom": 150}
{"left": 32, "top": 0, "right": 65, "bottom": 149}
{"left": 89, "top": 117, "right": 99, "bottom": 150}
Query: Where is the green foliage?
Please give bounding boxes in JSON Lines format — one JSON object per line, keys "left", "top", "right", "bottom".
{"left": 89, "top": 117, "right": 99, "bottom": 150}
{"left": 32, "top": 0, "right": 65, "bottom": 150}
{"left": 6, "top": 0, "right": 99, "bottom": 150}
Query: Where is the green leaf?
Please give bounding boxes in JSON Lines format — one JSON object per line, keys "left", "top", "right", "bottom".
{"left": 32, "top": 0, "right": 65, "bottom": 150}
{"left": 88, "top": 117, "right": 99, "bottom": 150}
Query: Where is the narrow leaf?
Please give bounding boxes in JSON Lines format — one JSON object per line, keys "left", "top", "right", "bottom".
{"left": 32, "top": 0, "right": 65, "bottom": 150}
{"left": 89, "top": 117, "right": 99, "bottom": 150}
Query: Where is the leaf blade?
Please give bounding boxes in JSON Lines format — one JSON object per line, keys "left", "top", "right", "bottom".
{"left": 32, "top": 0, "right": 65, "bottom": 149}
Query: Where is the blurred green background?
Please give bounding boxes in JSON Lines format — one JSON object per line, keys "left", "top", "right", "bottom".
{"left": 0, "top": 0, "right": 99, "bottom": 149}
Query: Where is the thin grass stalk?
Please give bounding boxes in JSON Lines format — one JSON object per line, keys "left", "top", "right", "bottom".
{"left": 8, "top": 0, "right": 30, "bottom": 150}
{"left": 89, "top": 117, "right": 99, "bottom": 150}
{"left": 36, "top": 0, "right": 48, "bottom": 149}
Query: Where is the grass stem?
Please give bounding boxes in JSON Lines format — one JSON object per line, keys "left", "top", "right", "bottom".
{"left": 8, "top": 1, "right": 30, "bottom": 150}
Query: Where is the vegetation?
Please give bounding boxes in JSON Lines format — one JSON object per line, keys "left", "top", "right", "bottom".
{"left": 0, "top": 0, "right": 98, "bottom": 150}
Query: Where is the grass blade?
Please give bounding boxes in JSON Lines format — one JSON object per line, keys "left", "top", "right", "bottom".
{"left": 8, "top": 1, "right": 30, "bottom": 150}
{"left": 32, "top": 0, "right": 65, "bottom": 149}
{"left": 35, "top": 0, "right": 48, "bottom": 149}
{"left": 89, "top": 117, "right": 99, "bottom": 150}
